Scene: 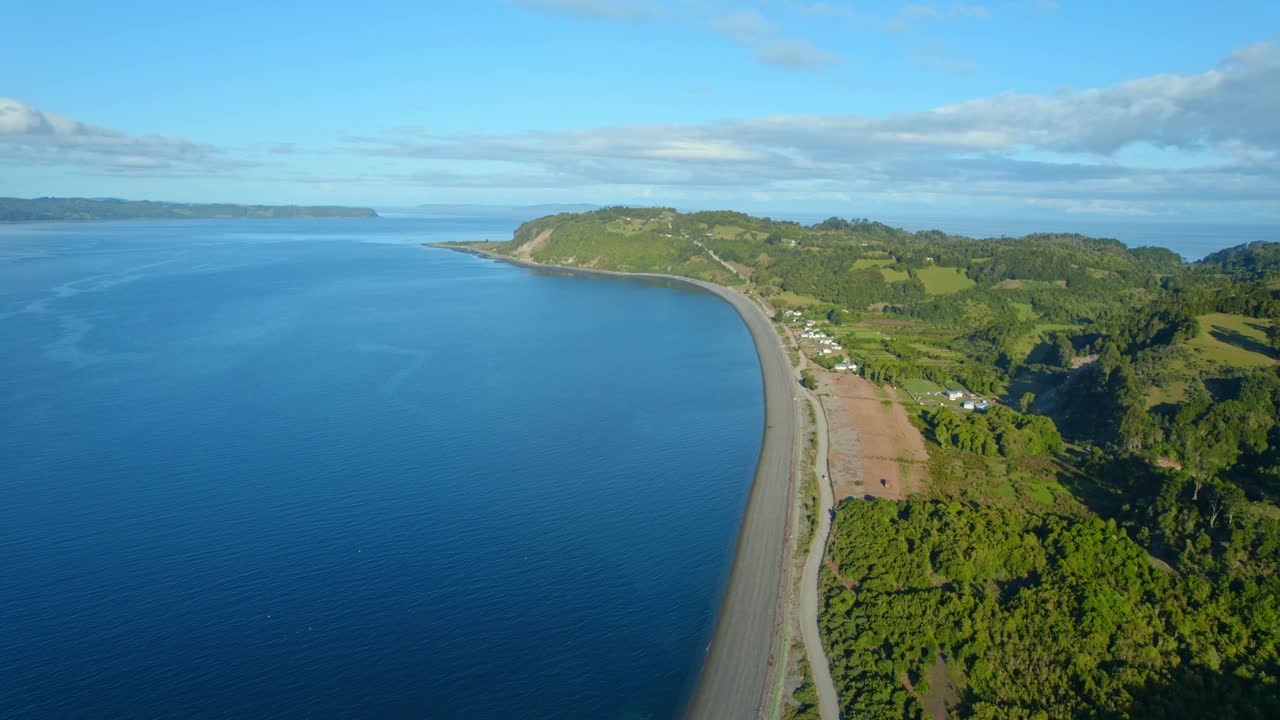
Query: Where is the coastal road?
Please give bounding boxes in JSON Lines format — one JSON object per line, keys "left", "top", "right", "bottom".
{"left": 782, "top": 323, "right": 842, "bottom": 720}
{"left": 685, "top": 283, "right": 798, "bottom": 720}
{"left": 796, "top": 386, "right": 841, "bottom": 719}
{"left": 693, "top": 240, "right": 745, "bottom": 282}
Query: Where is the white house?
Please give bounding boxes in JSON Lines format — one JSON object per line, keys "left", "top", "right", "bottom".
{"left": 962, "top": 400, "right": 976, "bottom": 410}
{"left": 830, "top": 344, "right": 843, "bottom": 351}
{"left": 976, "top": 401, "right": 991, "bottom": 411}
{"left": 945, "top": 389, "right": 964, "bottom": 401}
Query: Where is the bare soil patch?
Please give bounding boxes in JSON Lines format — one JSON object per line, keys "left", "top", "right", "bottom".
{"left": 922, "top": 653, "right": 960, "bottom": 720}
{"left": 817, "top": 371, "right": 929, "bottom": 501}
{"left": 513, "top": 228, "right": 553, "bottom": 261}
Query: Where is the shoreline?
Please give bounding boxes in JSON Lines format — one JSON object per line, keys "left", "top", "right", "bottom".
{"left": 430, "top": 242, "right": 799, "bottom": 720}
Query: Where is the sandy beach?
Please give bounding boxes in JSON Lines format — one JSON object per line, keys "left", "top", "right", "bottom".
{"left": 435, "top": 243, "right": 799, "bottom": 720}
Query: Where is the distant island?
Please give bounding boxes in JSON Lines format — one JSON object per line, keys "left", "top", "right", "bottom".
{"left": 0, "top": 197, "right": 378, "bottom": 223}
{"left": 414, "top": 202, "right": 599, "bottom": 215}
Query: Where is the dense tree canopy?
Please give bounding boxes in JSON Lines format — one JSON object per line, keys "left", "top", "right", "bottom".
{"left": 823, "top": 500, "right": 1280, "bottom": 720}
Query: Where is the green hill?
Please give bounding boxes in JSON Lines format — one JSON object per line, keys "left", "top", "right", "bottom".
{"left": 1199, "top": 241, "right": 1280, "bottom": 279}
{"left": 474, "top": 207, "right": 1280, "bottom": 718}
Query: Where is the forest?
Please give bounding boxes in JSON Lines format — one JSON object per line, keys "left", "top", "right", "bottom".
{"left": 822, "top": 499, "right": 1279, "bottom": 719}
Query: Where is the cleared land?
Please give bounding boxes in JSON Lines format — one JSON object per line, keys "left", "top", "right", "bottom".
{"left": 916, "top": 265, "right": 975, "bottom": 295}
{"left": 879, "top": 267, "right": 910, "bottom": 283}
{"left": 1186, "top": 312, "right": 1277, "bottom": 367}
{"left": 817, "top": 372, "right": 929, "bottom": 501}
{"left": 852, "top": 258, "right": 894, "bottom": 269}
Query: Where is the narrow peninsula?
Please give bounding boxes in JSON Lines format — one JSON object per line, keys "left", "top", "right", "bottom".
{"left": 0, "top": 197, "right": 378, "bottom": 222}
{"left": 441, "top": 205, "right": 1280, "bottom": 720}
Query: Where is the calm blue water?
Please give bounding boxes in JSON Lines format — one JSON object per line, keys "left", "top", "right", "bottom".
{"left": 0, "top": 217, "right": 763, "bottom": 718}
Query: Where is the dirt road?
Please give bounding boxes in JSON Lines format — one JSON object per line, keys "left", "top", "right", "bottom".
{"left": 796, "top": 385, "right": 841, "bottom": 719}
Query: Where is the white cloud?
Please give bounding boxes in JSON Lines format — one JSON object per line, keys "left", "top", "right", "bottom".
{"left": 0, "top": 98, "right": 100, "bottom": 136}
{"left": 345, "top": 41, "right": 1280, "bottom": 216}
{"left": 709, "top": 10, "right": 843, "bottom": 70}
{"left": 889, "top": 2, "right": 991, "bottom": 31}
{"left": 0, "top": 97, "right": 231, "bottom": 175}
{"left": 507, "top": 0, "right": 841, "bottom": 72}
{"left": 505, "top": 0, "right": 665, "bottom": 23}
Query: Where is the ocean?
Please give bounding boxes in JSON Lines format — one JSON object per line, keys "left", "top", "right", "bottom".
{"left": 0, "top": 216, "right": 764, "bottom": 718}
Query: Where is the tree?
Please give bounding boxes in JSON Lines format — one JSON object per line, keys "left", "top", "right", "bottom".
{"left": 1019, "top": 392, "right": 1036, "bottom": 413}
{"left": 1203, "top": 479, "right": 1246, "bottom": 529}
{"left": 801, "top": 370, "right": 818, "bottom": 390}
{"left": 1052, "top": 333, "right": 1075, "bottom": 367}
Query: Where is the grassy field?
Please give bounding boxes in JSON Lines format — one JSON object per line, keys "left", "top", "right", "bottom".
{"left": 928, "top": 449, "right": 1084, "bottom": 515}
{"left": 994, "top": 279, "right": 1067, "bottom": 290}
{"left": 1147, "top": 381, "right": 1188, "bottom": 407}
{"left": 774, "top": 290, "right": 822, "bottom": 307}
{"left": 903, "top": 378, "right": 944, "bottom": 394}
{"left": 879, "top": 267, "right": 910, "bottom": 283}
{"left": 911, "top": 342, "right": 963, "bottom": 358}
{"left": 1011, "top": 302, "right": 1037, "bottom": 321}
{"left": 1187, "top": 313, "right": 1277, "bottom": 367}
{"left": 1009, "top": 322, "right": 1077, "bottom": 362}
{"left": 851, "top": 258, "right": 894, "bottom": 269}
{"left": 915, "top": 265, "right": 975, "bottom": 295}
{"left": 844, "top": 325, "right": 886, "bottom": 338}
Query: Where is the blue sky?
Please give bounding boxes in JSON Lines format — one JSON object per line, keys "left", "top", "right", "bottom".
{"left": 2, "top": 1, "right": 1278, "bottom": 222}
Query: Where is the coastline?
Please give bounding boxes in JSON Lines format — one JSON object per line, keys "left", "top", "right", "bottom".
{"left": 431, "top": 242, "right": 799, "bottom": 719}
{"left": 0, "top": 215, "right": 378, "bottom": 225}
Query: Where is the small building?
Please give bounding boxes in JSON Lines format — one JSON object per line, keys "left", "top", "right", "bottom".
{"left": 830, "top": 344, "right": 843, "bottom": 351}
{"left": 976, "top": 401, "right": 991, "bottom": 412}
{"left": 834, "top": 363, "right": 849, "bottom": 371}
{"left": 945, "top": 389, "right": 964, "bottom": 401}
{"left": 819, "top": 348, "right": 832, "bottom": 355}
{"left": 962, "top": 400, "right": 976, "bottom": 410}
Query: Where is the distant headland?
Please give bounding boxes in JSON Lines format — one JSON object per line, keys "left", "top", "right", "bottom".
{"left": 0, "top": 197, "right": 378, "bottom": 223}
